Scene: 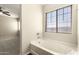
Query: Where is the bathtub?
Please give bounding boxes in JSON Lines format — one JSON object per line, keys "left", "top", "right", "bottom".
{"left": 30, "top": 39, "right": 77, "bottom": 55}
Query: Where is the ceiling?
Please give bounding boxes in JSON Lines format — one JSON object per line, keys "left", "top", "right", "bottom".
{"left": 0, "top": 4, "right": 21, "bottom": 18}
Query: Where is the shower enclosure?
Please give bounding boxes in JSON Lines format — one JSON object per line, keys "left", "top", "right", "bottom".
{"left": 0, "top": 15, "right": 20, "bottom": 55}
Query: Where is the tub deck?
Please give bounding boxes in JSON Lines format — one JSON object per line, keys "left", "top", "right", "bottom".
{"left": 30, "top": 39, "right": 77, "bottom": 55}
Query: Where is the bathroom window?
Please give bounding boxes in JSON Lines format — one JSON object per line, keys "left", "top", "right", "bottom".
{"left": 46, "top": 11, "right": 56, "bottom": 32}
{"left": 45, "top": 5, "right": 72, "bottom": 33}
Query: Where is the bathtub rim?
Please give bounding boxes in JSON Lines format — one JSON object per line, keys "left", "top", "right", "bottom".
{"left": 30, "top": 39, "right": 77, "bottom": 55}
{"left": 31, "top": 40, "right": 62, "bottom": 55}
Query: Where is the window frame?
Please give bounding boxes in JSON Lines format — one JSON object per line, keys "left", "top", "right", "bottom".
{"left": 45, "top": 5, "right": 72, "bottom": 34}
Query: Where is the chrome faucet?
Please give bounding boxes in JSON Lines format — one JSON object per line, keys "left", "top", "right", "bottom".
{"left": 36, "top": 33, "right": 40, "bottom": 39}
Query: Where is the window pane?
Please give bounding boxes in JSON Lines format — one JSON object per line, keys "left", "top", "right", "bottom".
{"left": 58, "top": 9, "right": 63, "bottom": 15}
{"left": 47, "top": 12, "right": 51, "bottom": 18}
{"left": 58, "top": 14, "right": 63, "bottom": 23}
{"left": 46, "top": 11, "right": 56, "bottom": 32}
{"left": 58, "top": 6, "right": 72, "bottom": 33}
{"left": 52, "top": 11, "right": 56, "bottom": 17}
{"left": 64, "top": 6, "right": 71, "bottom": 14}
{"left": 64, "top": 7, "right": 68, "bottom": 13}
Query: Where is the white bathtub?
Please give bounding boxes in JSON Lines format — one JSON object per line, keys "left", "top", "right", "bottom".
{"left": 30, "top": 39, "right": 77, "bottom": 55}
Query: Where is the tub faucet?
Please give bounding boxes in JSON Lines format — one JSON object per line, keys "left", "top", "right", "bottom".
{"left": 36, "top": 33, "right": 40, "bottom": 39}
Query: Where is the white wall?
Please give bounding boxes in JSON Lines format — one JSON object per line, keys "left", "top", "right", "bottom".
{"left": 78, "top": 5, "right": 79, "bottom": 53}
{"left": 43, "top": 4, "right": 77, "bottom": 47}
{"left": 22, "top": 4, "right": 42, "bottom": 54}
